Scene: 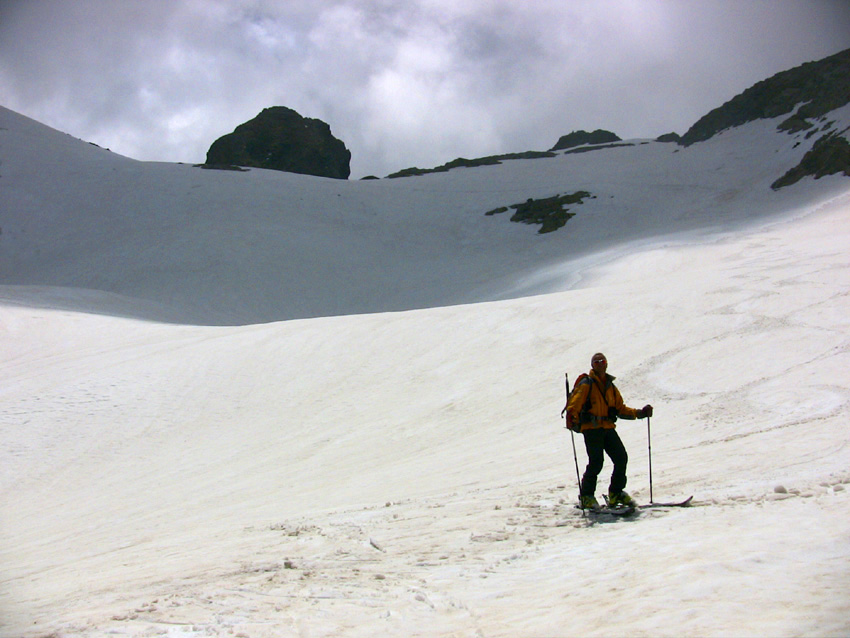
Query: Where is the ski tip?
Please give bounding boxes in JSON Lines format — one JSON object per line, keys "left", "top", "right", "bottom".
{"left": 639, "top": 495, "right": 694, "bottom": 509}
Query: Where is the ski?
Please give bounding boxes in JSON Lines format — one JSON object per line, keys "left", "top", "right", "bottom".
{"left": 639, "top": 495, "right": 693, "bottom": 509}
{"left": 575, "top": 494, "right": 637, "bottom": 517}
{"left": 572, "top": 495, "right": 692, "bottom": 519}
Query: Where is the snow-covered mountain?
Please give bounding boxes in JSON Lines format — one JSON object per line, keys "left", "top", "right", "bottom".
{"left": 1, "top": 101, "right": 846, "bottom": 325}
{"left": 1, "top": 90, "right": 849, "bottom": 637}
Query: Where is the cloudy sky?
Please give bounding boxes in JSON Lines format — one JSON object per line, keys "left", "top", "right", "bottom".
{"left": 2, "top": 0, "right": 850, "bottom": 178}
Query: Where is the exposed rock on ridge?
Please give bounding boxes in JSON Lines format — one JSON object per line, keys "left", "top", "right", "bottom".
{"left": 387, "top": 151, "right": 556, "bottom": 179}
{"left": 549, "top": 129, "right": 621, "bottom": 151}
{"left": 680, "top": 47, "right": 850, "bottom": 146}
{"left": 676, "top": 47, "right": 850, "bottom": 189}
{"left": 772, "top": 131, "right": 850, "bottom": 189}
{"left": 206, "top": 107, "right": 351, "bottom": 179}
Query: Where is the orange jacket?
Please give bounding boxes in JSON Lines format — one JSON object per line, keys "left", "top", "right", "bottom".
{"left": 567, "top": 370, "right": 640, "bottom": 431}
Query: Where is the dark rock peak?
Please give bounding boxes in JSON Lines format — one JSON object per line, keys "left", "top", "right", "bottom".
{"left": 656, "top": 132, "right": 681, "bottom": 143}
{"left": 206, "top": 106, "right": 351, "bottom": 179}
{"left": 549, "top": 129, "right": 621, "bottom": 152}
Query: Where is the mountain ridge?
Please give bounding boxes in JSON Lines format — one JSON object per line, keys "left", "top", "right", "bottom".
{"left": 383, "top": 48, "right": 850, "bottom": 183}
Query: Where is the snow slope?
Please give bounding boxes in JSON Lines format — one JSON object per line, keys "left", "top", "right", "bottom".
{"left": 1, "top": 105, "right": 849, "bottom": 637}
{"left": 1, "top": 105, "right": 843, "bottom": 324}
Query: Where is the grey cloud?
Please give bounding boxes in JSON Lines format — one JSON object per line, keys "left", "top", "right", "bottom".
{"left": 1, "top": 0, "right": 849, "bottom": 178}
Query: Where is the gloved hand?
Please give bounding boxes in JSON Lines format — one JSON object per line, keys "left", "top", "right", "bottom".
{"left": 638, "top": 404, "right": 654, "bottom": 419}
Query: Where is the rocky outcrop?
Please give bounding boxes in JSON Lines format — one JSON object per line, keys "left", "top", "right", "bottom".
{"left": 206, "top": 107, "right": 351, "bottom": 179}
{"left": 772, "top": 131, "right": 850, "bottom": 189}
{"left": 549, "top": 129, "right": 621, "bottom": 151}
{"left": 387, "top": 151, "right": 556, "bottom": 179}
{"left": 656, "top": 132, "right": 681, "bottom": 143}
{"left": 484, "top": 191, "right": 594, "bottom": 234}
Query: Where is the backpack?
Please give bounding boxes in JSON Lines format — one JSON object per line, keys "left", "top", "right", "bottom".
{"left": 562, "top": 373, "right": 593, "bottom": 432}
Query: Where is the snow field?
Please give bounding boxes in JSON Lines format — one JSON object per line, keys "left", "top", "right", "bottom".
{"left": 1, "top": 192, "right": 849, "bottom": 636}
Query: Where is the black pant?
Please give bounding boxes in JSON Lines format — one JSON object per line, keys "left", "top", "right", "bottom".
{"left": 580, "top": 428, "right": 628, "bottom": 497}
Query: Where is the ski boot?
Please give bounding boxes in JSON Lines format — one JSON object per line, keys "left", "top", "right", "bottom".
{"left": 607, "top": 490, "right": 637, "bottom": 509}
{"left": 579, "top": 494, "right": 600, "bottom": 510}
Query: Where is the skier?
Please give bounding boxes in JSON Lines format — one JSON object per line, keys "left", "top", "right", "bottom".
{"left": 566, "top": 353, "right": 653, "bottom": 509}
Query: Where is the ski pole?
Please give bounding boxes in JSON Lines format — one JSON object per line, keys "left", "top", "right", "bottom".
{"left": 647, "top": 415, "right": 654, "bottom": 504}
{"left": 569, "top": 428, "right": 582, "bottom": 501}
{"left": 564, "top": 373, "right": 584, "bottom": 515}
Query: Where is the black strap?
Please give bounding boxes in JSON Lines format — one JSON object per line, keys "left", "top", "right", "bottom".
{"left": 592, "top": 378, "right": 610, "bottom": 411}
{"left": 589, "top": 376, "right": 618, "bottom": 423}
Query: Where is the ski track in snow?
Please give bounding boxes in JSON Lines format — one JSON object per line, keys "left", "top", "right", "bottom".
{"left": 15, "top": 483, "right": 850, "bottom": 638}
{"left": 2, "top": 199, "right": 849, "bottom": 638}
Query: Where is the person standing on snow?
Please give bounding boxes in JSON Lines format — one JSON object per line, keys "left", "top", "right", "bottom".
{"left": 565, "top": 353, "right": 653, "bottom": 509}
